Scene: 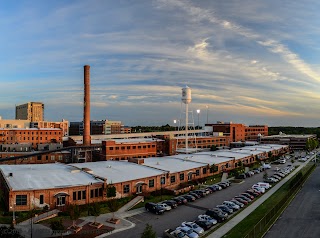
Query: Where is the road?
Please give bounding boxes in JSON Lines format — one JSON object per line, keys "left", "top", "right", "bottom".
{"left": 109, "top": 163, "right": 296, "bottom": 238}
{"left": 264, "top": 164, "right": 320, "bottom": 238}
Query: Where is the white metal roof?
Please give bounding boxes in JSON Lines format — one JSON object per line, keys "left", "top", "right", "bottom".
{"left": 71, "top": 161, "right": 164, "bottom": 184}
{"left": 0, "top": 163, "right": 101, "bottom": 191}
{"left": 171, "top": 154, "right": 233, "bottom": 165}
{"left": 142, "top": 157, "right": 206, "bottom": 173}
{"left": 195, "top": 151, "right": 247, "bottom": 160}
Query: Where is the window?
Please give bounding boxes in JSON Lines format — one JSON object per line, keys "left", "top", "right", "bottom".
{"left": 51, "top": 155, "right": 55, "bottom": 160}
{"left": 143, "top": 145, "right": 146, "bottom": 148}
{"left": 73, "top": 192, "right": 77, "bottom": 200}
{"left": 40, "top": 195, "right": 44, "bottom": 205}
{"left": 123, "top": 184, "right": 130, "bottom": 193}
{"left": 170, "top": 175, "right": 176, "bottom": 183}
{"left": 149, "top": 179, "right": 154, "bottom": 188}
{"left": 160, "top": 177, "right": 166, "bottom": 185}
{"left": 109, "top": 147, "right": 113, "bottom": 150}
{"left": 127, "top": 146, "right": 131, "bottom": 149}
{"left": 16, "top": 195, "right": 27, "bottom": 206}
{"left": 180, "top": 173, "right": 185, "bottom": 181}
{"left": 196, "top": 169, "right": 200, "bottom": 176}
{"left": 133, "top": 146, "right": 136, "bottom": 149}
{"left": 82, "top": 191, "right": 86, "bottom": 200}
{"left": 202, "top": 168, "right": 207, "bottom": 174}
{"left": 138, "top": 146, "right": 141, "bottom": 149}
{"left": 58, "top": 155, "right": 62, "bottom": 161}
{"left": 121, "top": 147, "right": 125, "bottom": 150}
{"left": 115, "top": 147, "right": 119, "bottom": 150}
{"left": 90, "top": 190, "right": 94, "bottom": 198}
{"left": 78, "top": 191, "right": 82, "bottom": 200}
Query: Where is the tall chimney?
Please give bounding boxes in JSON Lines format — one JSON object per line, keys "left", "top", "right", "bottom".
{"left": 83, "top": 65, "right": 91, "bottom": 146}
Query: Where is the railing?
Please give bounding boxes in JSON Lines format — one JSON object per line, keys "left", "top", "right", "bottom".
{"left": 243, "top": 163, "right": 316, "bottom": 238}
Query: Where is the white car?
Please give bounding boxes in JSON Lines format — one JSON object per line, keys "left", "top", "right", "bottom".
{"left": 223, "top": 201, "right": 240, "bottom": 210}
{"left": 274, "top": 167, "right": 280, "bottom": 171}
{"left": 252, "top": 186, "right": 265, "bottom": 193}
{"left": 157, "top": 203, "right": 171, "bottom": 211}
{"left": 181, "top": 222, "right": 204, "bottom": 235}
{"left": 255, "top": 182, "right": 271, "bottom": 189}
{"left": 198, "top": 214, "right": 217, "bottom": 225}
{"left": 176, "top": 226, "right": 199, "bottom": 238}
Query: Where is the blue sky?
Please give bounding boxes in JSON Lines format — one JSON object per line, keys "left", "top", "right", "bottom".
{"left": 1, "top": 0, "right": 320, "bottom": 126}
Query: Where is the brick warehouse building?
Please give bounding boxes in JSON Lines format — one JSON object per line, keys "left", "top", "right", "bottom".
{"left": 205, "top": 122, "right": 268, "bottom": 142}
{"left": 0, "top": 144, "right": 288, "bottom": 212}
{"left": 0, "top": 128, "right": 63, "bottom": 149}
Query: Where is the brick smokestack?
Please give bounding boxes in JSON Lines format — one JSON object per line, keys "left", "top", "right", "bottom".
{"left": 83, "top": 65, "right": 91, "bottom": 146}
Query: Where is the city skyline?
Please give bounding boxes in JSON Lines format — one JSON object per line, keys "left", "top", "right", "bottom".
{"left": 1, "top": 1, "right": 320, "bottom": 126}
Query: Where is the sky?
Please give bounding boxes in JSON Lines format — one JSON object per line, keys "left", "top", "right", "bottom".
{"left": 1, "top": 0, "right": 320, "bottom": 127}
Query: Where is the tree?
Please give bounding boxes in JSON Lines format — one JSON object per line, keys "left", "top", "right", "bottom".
{"left": 107, "top": 184, "right": 117, "bottom": 198}
{"left": 68, "top": 204, "right": 80, "bottom": 228}
{"left": 263, "top": 171, "right": 269, "bottom": 180}
{"left": 89, "top": 202, "right": 101, "bottom": 224}
{"left": 141, "top": 223, "right": 156, "bottom": 238}
{"left": 50, "top": 219, "right": 65, "bottom": 236}
{"left": 106, "top": 199, "right": 122, "bottom": 221}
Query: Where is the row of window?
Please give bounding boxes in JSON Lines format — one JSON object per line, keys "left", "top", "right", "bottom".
{"left": 3, "top": 137, "right": 59, "bottom": 141}
{"left": 108, "top": 145, "right": 156, "bottom": 150}
{"left": 0, "top": 131, "right": 61, "bottom": 135}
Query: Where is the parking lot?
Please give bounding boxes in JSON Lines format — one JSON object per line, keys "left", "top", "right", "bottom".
{"left": 108, "top": 162, "right": 298, "bottom": 238}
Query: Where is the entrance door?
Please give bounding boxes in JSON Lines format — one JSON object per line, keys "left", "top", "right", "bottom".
{"left": 56, "top": 196, "right": 66, "bottom": 206}
{"left": 136, "top": 185, "right": 142, "bottom": 194}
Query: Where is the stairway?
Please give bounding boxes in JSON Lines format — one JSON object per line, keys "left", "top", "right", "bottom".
{"left": 117, "top": 196, "right": 144, "bottom": 213}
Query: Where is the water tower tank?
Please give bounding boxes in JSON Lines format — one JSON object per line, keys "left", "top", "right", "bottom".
{"left": 182, "top": 86, "right": 192, "bottom": 104}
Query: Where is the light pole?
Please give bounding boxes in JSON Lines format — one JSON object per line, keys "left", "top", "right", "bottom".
{"left": 206, "top": 105, "right": 209, "bottom": 124}
{"left": 196, "top": 109, "right": 200, "bottom": 129}
{"left": 173, "top": 120, "right": 179, "bottom": 131}
{"left": 10, "top": 202, "right": 16, "bottom": 226}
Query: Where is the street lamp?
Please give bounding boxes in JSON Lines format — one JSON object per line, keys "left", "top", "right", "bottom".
{"left": 196, "top": 109, "right": 200, "bottom": 129}
{"left": 206, "top": 105, "right": 209, "bottom": 124}
{"left": 173, "top": 120, "right": 179, "bottom": 131}
{"left": 10, "top": 202, "right": 16, "bottom": 226}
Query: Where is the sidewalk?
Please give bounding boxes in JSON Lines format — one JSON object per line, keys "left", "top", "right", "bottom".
{"left": 14, "top": 203, "right": 146, "bottom": 238}
{"left": 207, "top": 155, "right": 316, "bottom": 238}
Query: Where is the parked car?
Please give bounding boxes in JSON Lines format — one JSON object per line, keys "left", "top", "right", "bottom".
{"left": 205, "top": 209, "right": 227, "bottom": 222}
{"left": 262, "top": 163, "right": 271, "bottom": 169}
{"left": 235, "top": 195, "right": 251, "bottom": 202}
{"left": 164, "top": 229, "right": 189, "bottom": 238}
{"left": 157, "top": 203, "right": 172, "bottom": 211}
{"left": 236, "top": 173, "right": 246, "bottom": 179}
{"left": 216, "top": 204, "right": 233, "bottom": 214}
{"left": 163, "top": 200, "right": 178, "bottom": 209}
{"left": 274, "top": 167, "right": 280, "bottom": 171}
{"left": 252, "top": 169, "right": 261, "bottom": 174}
{"left": 210, "top": 184, "right": 222, "bottom": 191}
{"left": 217, "top": 182, "right": 228, "bottom": 189}
{"left": 181, "top": 222, "right": 204, "bottom": 235}
{"left": 246, "top": 190, "right": 260, "bottom": 197}
{"left": 252, "top": 187, "right": 265, "bottom": 194}
{"left": 145, "top": 202, "right": 165, "bottom": 215}
{"left": 255, "top": 182, "right": 271, "bottom": 189}
{"left": 233, "top": 197, "right": 248, "bottom": 205}
{"left": 241, "top": 193, "right": 254, "bottom": 200}
{"left": 173, "top": 197, "right": 187, "bottom": 205}
{"left": 181, "top": 194, "right": 196, "bottom": 202}
{"left": 252, "top": 185, "right": 266, "bottom": 193}
{"left": 204, "top": 187, "right": 213, "bottom": 194}
{"left": 193, "top": 190, "right": 207, "bottom": 197}
{"left": 194, "top": 219, "right": 213, "bottom": 231}
{"left": 189, "top": 192, "right": 201, "bottom": 199}
{"left": 176, "top": 226, "right": 199, "bottom": 238}
{"left": 245, "top": 172, "right": 252, "bottom": 177}
{"left": 198, "top": 214, "right": 218, "bottom": 225}
{"left": 223, "top": 201, "right": 240, "bottom": 210}
{"left": 230, "top": 199, "right": 244, "bottom": 207}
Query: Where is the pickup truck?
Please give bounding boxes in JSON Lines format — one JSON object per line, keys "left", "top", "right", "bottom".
{"left": 163, "top": 229, "right": 189, "bottom": 238}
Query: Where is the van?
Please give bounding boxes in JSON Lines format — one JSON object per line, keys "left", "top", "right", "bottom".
{"left": 255, "top": 182, "right": 271, "bottom": 189}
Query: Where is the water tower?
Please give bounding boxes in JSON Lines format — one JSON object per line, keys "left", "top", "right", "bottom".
{"left": 176, "top": 86, "right": 197, "bottom": 154}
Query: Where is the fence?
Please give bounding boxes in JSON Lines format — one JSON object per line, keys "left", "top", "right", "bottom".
{"left": 243, "top": 163, "right": 316, "bottom": 238}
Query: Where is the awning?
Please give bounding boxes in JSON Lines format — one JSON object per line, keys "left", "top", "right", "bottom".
{"left": 135, "top": 182, "right": 147, "bottom": 187}
{"left": 54, "top": 192, "right": 70, "bottom": 197}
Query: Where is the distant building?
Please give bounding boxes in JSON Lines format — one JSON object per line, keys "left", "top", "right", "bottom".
{"left": 260, "top": 134, "right": 317, "bottom": 150}
{"left": 0, "top": 128, "right": 63, "bottom": 149}
{"left": 31, "top": 119, "right": 69, "bottom": 136}
{"left": 123, "top": 126, "right": 132, "bottom": 134}
{"left": 69, "top": 120, "right": 125, "bottom": 136}
{"left": 15, "top": 102, "right": 44, "bottom": 122}
{"left": 0, "top": 118, "right": 30, "bottom": 129}
{"left": 205, "top": 122, "right": 268, "bottom": 142}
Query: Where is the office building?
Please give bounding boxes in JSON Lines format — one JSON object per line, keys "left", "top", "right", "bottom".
{"left": 15, "top": 102, "right": 44, "bottom": 122}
